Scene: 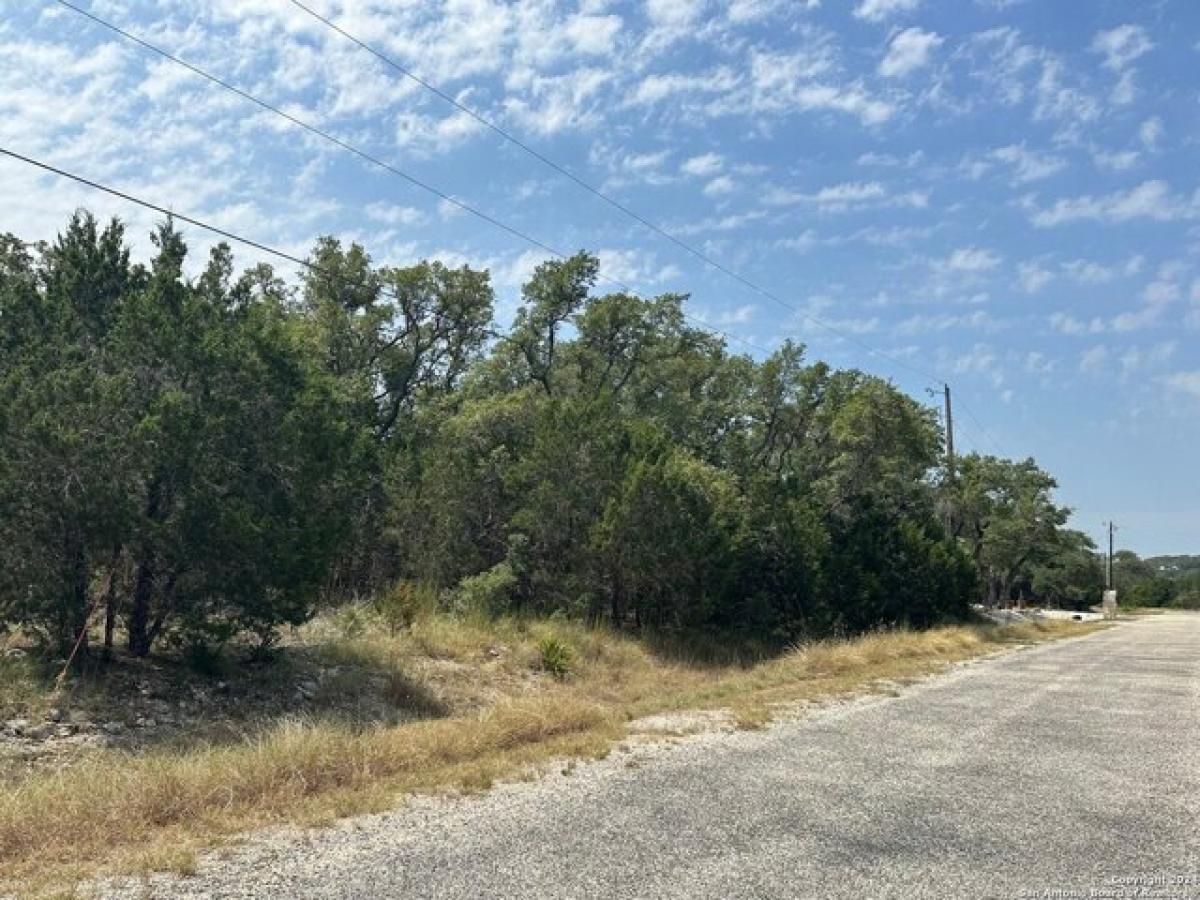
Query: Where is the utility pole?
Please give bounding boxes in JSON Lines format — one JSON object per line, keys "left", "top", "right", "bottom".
{"left": 1104, "top": 521, "right": 1116, "bottom": 589}
{"left": 943, "top": 383, "right": 955, "bottom": 480}
{"left": 942, "top": 383, "right": 956, "bottom": 537}
{"left": 1102, "top": 521, "right": 1119, "bottom": 619}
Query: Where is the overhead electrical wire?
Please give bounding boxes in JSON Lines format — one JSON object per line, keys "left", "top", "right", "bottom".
{"left": 0, "top": 146, "right": 773, "bottom": 357}
{"left": 956, "top": 394, "right": 1008, "bottom": 457}
{"left": 52, "top": 0, "right": 942, "bottom": 387}
{"left": 282, "top": 0, "right": 948, "bottom": 390}
{"left": 49, "top": 0, "right": 773, "bottom": 358}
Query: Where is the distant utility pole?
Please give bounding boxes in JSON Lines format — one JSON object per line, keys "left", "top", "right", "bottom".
{"left": 1102, "top": 521, "right": 1120, "bottom": 620}
{"left": 1103, "top": 521, "right": 1118, "bottom": 589}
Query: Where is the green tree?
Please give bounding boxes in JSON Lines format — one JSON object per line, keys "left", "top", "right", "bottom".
{"left": 1028, "top": 530, "right": 1104, "bottom": 610}
{"left": 954, "top": 455, "right": 1071, "bottom": 606}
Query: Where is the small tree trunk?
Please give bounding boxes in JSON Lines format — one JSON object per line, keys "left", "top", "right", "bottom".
{"left": 103, "top": 592, "right": 117, "bottom": 662}
{"left": 128, "top": 558, "right": 154, "bottom": 657}
{"left": 610, "top": 569, "right": 625, "bottom": 629}
{"left": 129, "top": 480, "right": 164, "bottom": 658}
{"left": 64, "top": 525, "right": 90, "bottom": 660}
{"left": 986, "top": 573, "right": 1001, "bottom": 608}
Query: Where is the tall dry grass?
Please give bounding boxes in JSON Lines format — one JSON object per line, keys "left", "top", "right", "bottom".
{"left": 0, "top": 614, "right": 1095, "bottom": 893}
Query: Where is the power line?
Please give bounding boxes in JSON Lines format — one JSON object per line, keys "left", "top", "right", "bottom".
{"left": 955, "top": 393, "right": 1007, "bottom": 457}
{"left": 0, "top": 145, "right": 770, "bottom": 358}
{"left": 50, "top": 0, "right": 769, "bottom": 359}
{"left": 54, "top": 0, "right": 938, "bottom": 388}
{"left": 1, "top": 148, "right": 312, "bottom": 271}
{"left": 0, "top": 145, "right": 401, "bottom": 305}
{"left": 283, "top": 0, "right": 946, "bottom": 389}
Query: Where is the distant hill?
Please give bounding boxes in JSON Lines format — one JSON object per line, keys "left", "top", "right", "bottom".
{"left": 1146, "top": 555, "right": 1200, "bottom": 577}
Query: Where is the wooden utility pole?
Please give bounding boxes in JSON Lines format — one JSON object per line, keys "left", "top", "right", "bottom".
{"left": 1102, "top": 521, "right": 1120, "bottom": 619}
{"left": 942, "top": 384, "right": 956, "bottom": 537}
{"left": 943, "top": 383, "right": 955, "bottom": 480}
{"left": 1104, "top": 521, "right": 1117, "bottom": 589}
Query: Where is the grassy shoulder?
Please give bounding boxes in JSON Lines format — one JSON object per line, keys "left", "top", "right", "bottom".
{"left": 0, "top": 611, "right": 1102, "bottom": 895}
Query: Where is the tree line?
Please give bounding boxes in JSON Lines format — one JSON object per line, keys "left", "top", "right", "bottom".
{"left": 1111, "top": 553, "right": 1200, "bottom": 609}
{"left": 0, "top": 213, "right": 1129, "bottom": 660}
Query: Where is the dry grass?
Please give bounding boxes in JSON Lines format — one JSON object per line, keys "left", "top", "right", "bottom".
{"left": 0, "top": 612, "right": 1100, "bottom": 895}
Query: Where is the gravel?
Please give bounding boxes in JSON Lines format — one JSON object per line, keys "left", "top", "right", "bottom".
{"left": 91, "top": 612, "right": 1200, "bottom": 900}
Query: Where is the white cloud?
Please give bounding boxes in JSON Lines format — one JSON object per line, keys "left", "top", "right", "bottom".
{"left": 1051, "top": 314, "right": 1106, "bottom": 336}
{"left": 840, "top": 224, "right": 935, "bottom": 247}
{"left": 1091, "top": 26, "right": 1153, "bottom": 105}
{"left": 895, "top": 310, "right": 1006, "bottom": 336}
{"left": 775, "top": 230, "right": 818, "bottom": 252}
{"left": 724, "top": 46, "right": 894, "bottom": 126}
{"left": 811, "top": 181, "right": 885, "bottom": 204}
{"left": 1093, "top": 149, "right": 1139, "bottom": 172}
{"left": 493, "top": 248, "right": 548, "bottom": 292}
{"left": 1053, "top": 264, "right": 1181, "bottom": 336}
{"left": 437, "top": 197, "right": 464, "bottom": 220}
{"left": 1033, "top": 58, "right": 1100, "bottom": 130}
{"left": 782, "top": 82, "right": 894, "bottom": 125}
{"left": 1163, "top": 371, "right": 1200, "bottom": 400}
{"left": 700, "top": 303, "right": 757, "bottom": 326}
{"left": 590, "top": 144, "right": 674, "bottom": 187}
{"left": 1139, "top": 117, "right": 1164, "bottom": 151}
{"left": 1024, "top": 351, "right": 1055, "bottom": 375}
{"left": 364, "top": 202, "right": 424, "bottom": 226}
{"left": 703, "top": 174, "right": 736, "bottom": 196}
{"left": 990, "top": 143, "right": 1066, "bottom": 183}
{"left": 667, "top": 209, "right": 768, "bottom": 237}
{"left": 854, "top": 0, "right": 921, "bottom": 23}
{"left": 503, "top": 66, "right": 612, "bottom": 135}
{"left": 946, "top": 343, "right": 1003, "bottom": 383}
{"left": 1187, "top": 277, "right": 1200, "bottom": 331}
{"left": 1030, "top": 181, "right": 1198, "bottom": 227}
{"left": 879, "top": 28, "right": 943, "bottom": 78}
{"left": 627, "top": 66, "right": 740, "bottom": 106}
{"left": 681, "top": 153, "right": 723, "bottom": 177}
{"left": 943, "top": 247, "right": 1002, "bottom": 273}
{"left": 1079, "top": 345, "right": 1109, "bottom": 374}
{"left": 765, "top": 180, "right": 925, "bottom": 212}
{"left": 1112, "top": 304, "right": 1166, "bottom": 333}
{"left": 645, "top": 0, "right": 706, "bottom": 27}
{"left": 856, "top": 150, "right": 924, "bottom": 167}
{"left": 564, "top": 14, "right": 623, "bottom": 56}
{"left": 1111, "top": 70, "right": 1136, "bottom": 105}
{"left": 727, "top": 0, "right": 817, "bottom": 23}
{"left": 1018, "top": 261, "right": 1054, "bottom": 293}
{"left": 1141, "top": 278, "right": 1180, "bottom": 305}
{"left": 1118, "top": 341, "right": 1176, "bottom": 376}
{"left": 596, "top": 247, "right": 680, "bottom": 287}
{"left": 1091, "top": 25, "right": 1153, "bottom": 71}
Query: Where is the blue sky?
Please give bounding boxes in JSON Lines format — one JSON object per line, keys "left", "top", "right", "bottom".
{"left": 1, "top": 0, "right": 1198, "bottom": 555}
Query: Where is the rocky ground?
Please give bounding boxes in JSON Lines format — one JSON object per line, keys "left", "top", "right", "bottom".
{"left": 0, "top": 634, "right": 461, "bottom": 780}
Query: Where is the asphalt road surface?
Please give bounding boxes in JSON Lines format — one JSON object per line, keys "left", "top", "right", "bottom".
{"left": 100, "top": 612, "right": 1200, "bottom": 900}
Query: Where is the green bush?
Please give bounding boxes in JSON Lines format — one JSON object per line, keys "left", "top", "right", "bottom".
{"left": 331, "top": 604, "right": 370, "bottom": 641}
{"left": 1173, "top": 591, "right": 1200, "bottom": 610}
{"left": 184, "top": 642, "right": 228, "bottom": 678}
{"left": 373, "top": 580, "right": 437, "bottom": 635}
{"left": 454, "top": 562, "right": 519, "bottom": 616}
{"left": 536, "top": 636, "right": 573, "bottom": 678}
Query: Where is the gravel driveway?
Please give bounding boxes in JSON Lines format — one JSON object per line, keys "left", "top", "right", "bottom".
{"left": 95, "top": 612, "right": 1200, "bottom": 899}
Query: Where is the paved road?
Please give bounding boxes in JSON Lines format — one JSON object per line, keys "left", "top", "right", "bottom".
{"left": 102, "top": 613, "right": 1200, "bottom": 899}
